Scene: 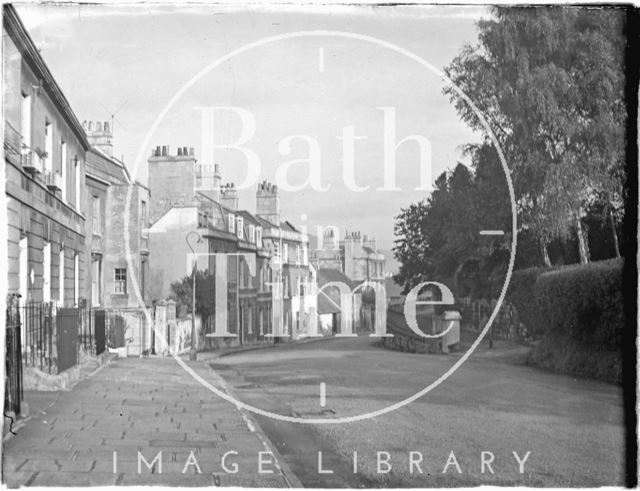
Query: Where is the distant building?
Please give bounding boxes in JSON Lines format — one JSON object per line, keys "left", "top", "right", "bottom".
{"left": 253, "top": 181, "right": 317, "bottom": 340}
{"left": 316, "top": 268, "right": 362, "bottom": 336}
{"left": 311, "top": 229, "right": 386, "bottom": 284}
{"left": 83, "top": 121, "right": 150, "bottom": 309}
{"left": 4, "top": 5, "right": 90, "bottom": 309}
{"left": 147, "top": 146, "right": 317, "bottom": 348}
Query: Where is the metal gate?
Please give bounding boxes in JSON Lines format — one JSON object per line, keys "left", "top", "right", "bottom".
{"left": 94, "top": 310, "right": 106, "bottom": 355}
{"left": 56, "top": 308, "right": 79, "bottom": 372}
{"left": 5, "top": 295, "right": 23, "bottom": 416}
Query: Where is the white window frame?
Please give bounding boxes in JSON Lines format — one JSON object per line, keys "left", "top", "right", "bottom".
{"left": 44, "top": 121, "right": 53, "bottom": 173}
{"left": 74, "top": 253, "right": 79, "bottom": 306}
{"left": 303, "top": 245, "right": 308, "bottom": 265}
{"left": 256, "top": 227, "right": 262, "bottom": 246}
{"left": 249, "top": 224, "right": 255, "bottom": 243}
{"left": 21, "top": 93, "right": 31, "bottom": 150}
{"left": 283, "top": 243, "right": 289, "bottom": 263}
{"left": 43, "top": 241, "right": 51, "bottom": 303}
{"left": 273, "top": 242, "right": 280, "bottom": 260}
{"left": 228, "top": 213, "right": 235, "bottom": 233}
{"left": 237, "top": 216, "right": 244, "bottom": 239}
{"left": 75, "top": 158, "right": 81, "bottom": 210}
{"left": 58, "top": 247, "right": 65, "bottom": 305}
{"left": 114, "top": 267, "right": 127, "bottom": 294}
{"left": 92, "top": 195, "right": 101, "bottom": 235}
{"left": 60, "top": 141, "right": 67, "bottom": 202}
{"left": 91, "top": 258, "right": 101, "bottom": 306}
{"left": 19, "top": 236, "right": 28, "bottom": 305}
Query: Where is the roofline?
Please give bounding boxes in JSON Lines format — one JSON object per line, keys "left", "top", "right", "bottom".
{"left": 89, "top": 147, "right": 132, "bottom": 182}
{"left": 85, "top": 172, "right": 111, "bottom": 187}
{"left": 87, "top": 148, "right": 131, "bottom": 184}
{"left": 4, "top": 5, "right": 91, "bottom": 151}
{"left": 135, "top": 179, "right": 149, "bottom": 191}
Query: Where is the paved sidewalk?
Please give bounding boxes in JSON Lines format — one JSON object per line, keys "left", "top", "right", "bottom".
{"left": 2, "top": 357, "right": 300, "bottom": 487}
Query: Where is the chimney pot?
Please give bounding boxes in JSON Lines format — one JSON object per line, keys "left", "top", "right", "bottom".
{"left": 189, "top": 147, "right": 195, "bottom": 156}
{"left": 177, "top": 148, "right": 182, "bottom": 156}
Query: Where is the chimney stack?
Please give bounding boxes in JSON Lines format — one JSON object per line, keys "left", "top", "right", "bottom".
{"left": 220, "top": 183, "right": 239, "bottom": 211}
{"left": 256, "top": 180, "right": 280, "bottom": 226}
{"left": 84, "top": 119, "right": 114, "bottom": 156}
{"left": 147, "top": 143, "right": 198, "bottom": 224}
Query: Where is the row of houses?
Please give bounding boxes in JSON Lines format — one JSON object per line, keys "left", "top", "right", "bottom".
{"left": 4, "top": 5, "right": 145, "bottom": 315}
{"left": 4, "top": 4, "right": 387, "bottom": 360}
{"left": 145, "top": 148, "right": 320, "bottom": 348}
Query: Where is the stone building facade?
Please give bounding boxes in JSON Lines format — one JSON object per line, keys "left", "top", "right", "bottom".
{"left": 311, "top": 229, "right": 386, "bottom": 284}
{"left": 83, "top": 121, "right": 150, "bottom": 309}
{"left": 253, "top": 181, "right": 317, "bottom": 340}
{"left": 147, "top": 146, "right": 317, "bottom": 350}
{"left": 4, "top": 5, "right": 90, "bottom": 309}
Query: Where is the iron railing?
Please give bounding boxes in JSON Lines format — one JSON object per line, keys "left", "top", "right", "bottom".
{"left": 22, "top": 301, "right": 57, "bottom": 373}
{"left": 77, "top": 298, "right": 95, "bottom": 356}
{"left": 5, "top": 295, "right": 23, "bottom": 417}
{"left": 468, "top": 298, "right": 539, "bottom": 343}
{"left": 19, "top": 299, "right": 107, "bottom": 374}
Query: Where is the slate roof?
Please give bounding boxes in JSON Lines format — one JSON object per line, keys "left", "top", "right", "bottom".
{"left": 317, "top": 292, "right": 341, "bottom": 315}
{"left": 316, "top": 269, "right": 355, "bottom": 315}
{"left": 316, "top": 268, "right": 355, "bottom": 288}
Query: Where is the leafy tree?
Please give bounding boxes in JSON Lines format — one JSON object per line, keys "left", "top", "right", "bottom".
{"left": 170, "top": 271, "right": 216, "bottom": 323}
{"left": 444, "top": 6, "right": 627, "bottom": 265}
{"left": 393, "top": 149, "right": 515, "bottom": 294}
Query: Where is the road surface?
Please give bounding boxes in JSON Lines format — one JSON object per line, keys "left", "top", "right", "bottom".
{"left": 211, "top": 335, "right": 624, "bottom": 487}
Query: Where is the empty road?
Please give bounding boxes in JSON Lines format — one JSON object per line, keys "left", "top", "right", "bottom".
{"left": 210, "top": 335, "right": 624, "bottom": 487}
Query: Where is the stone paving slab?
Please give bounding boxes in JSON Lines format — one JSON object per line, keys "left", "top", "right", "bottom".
{"left": 2, "top": 357, "right": 300, "bottom": 487}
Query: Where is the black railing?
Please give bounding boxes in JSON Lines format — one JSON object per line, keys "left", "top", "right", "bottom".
{"left": 10, "top": 299, "right": 109, "bottom": 378}
{"left": 468, "top": 298, "right": 539, "bottom": 343}
{"left": 77, "top": 298, "right": 95, "bottom": 356}
{"left": 5, "top": 295, "right": 23, "bottom": 417}
{"left": 22, "top": 301, "right": 56, "bottom": 373}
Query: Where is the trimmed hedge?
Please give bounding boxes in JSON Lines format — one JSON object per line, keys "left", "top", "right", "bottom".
{"left": 531, "top": 258, "right": 624, "bottom": 383}
{"left": 535, "top": 258, "right": 624, "bottom": 350}
{"left": 505, "top": 266, "right": 549, "bottom": 336}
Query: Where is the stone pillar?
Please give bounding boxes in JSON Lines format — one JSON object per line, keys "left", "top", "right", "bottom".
{"left": 167, "top": 299, "right": 177, "bottom": 354}
{"left": 153, "top": 300, "right": 167, "bottom": 355}
{"left": 443, "top": 310, "right": 461, "bottom": 352}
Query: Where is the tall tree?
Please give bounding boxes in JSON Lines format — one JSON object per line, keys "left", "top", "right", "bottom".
{"left": 170, "top": 271, "right": 216, "bottom": 323}
{"left": 444, "top": 6, "right": 627, "bottom": 265}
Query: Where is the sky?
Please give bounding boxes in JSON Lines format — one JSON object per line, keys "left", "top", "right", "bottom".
{"left": 15, "top": 3, "right": 487, "bottom": 251}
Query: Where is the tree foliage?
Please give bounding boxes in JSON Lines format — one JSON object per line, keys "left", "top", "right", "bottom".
{"left": 394, "top": 144, "right": 512, "bottom": 293}
{"left": 444, "top": 6, "right": 626, "bottom": 264}
{"left": 394, "top": 7, "right": 627, "bottom": 295}
{"left": 170, "top": 271, "right": 216, "bottom": 321}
